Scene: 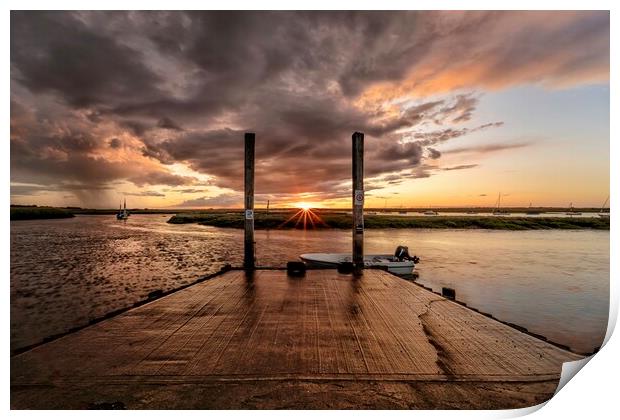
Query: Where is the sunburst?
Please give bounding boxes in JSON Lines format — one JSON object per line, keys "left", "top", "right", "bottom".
{"left": 279, "top": 205, "right": 326, "bottom": 229}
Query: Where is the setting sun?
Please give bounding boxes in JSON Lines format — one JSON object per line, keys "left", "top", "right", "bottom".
{"left": 295, "top": 202, "right": 313, "bottom": 210}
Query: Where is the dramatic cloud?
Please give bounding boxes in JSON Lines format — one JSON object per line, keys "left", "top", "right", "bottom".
{"left": 124, "top": 190, "right": 166, "bottom": 197}
{"left": 10, "top": 11, "right": 609, "bottom": 206}
{"left": 443, "top": 142, "right": 532, "bottom": 155}
{"left": 443, "top": 164, "right": 479, "bottom": 171}
{"left": 178, "top": 193, "right": 242, "bottom": 207}
{"left": 408, "top": 122, "right": 505, "bottom": 147}
{"left": 427, "top": 148, "right": 441, "bottom": 159}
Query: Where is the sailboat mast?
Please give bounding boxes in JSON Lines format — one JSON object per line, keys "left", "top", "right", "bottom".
{"left": 601, "top": 196, "right": 609, "bottom": 212}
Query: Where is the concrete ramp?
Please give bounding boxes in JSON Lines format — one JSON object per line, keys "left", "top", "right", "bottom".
{"left": 11, "top": 269, "right": 580, "bottom": 409}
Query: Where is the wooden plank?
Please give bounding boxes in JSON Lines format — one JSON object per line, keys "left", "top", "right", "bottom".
{"left": 11, "top": 269, "right": 581, "bottom": 409}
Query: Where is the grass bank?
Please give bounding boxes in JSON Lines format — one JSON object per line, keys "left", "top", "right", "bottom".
{"left": 167, "top": 211, "right": 610, "bottom": 230}
{"left": 10, "top": 206, "right": 75, "bottom": 221}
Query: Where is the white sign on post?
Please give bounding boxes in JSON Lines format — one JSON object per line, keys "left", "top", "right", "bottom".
{"left": 245, "top": 209, "right": 254, "bottom": 220}
{"left": 354, "top": 189, "right": 364, "bottom": 206}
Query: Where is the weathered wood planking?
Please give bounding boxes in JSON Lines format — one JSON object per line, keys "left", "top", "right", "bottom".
{"left": 11, "top": 269, "right": 581, "bottom": 409}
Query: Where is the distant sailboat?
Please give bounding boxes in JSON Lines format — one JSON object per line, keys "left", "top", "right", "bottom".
{"left": 566, "top": 202, "right": 581, "bottom": 216}
{"left": 492, "top": 193, "right": 510, "bottom": 215}
{"left": 526, "top": 202, "right": 541, "bottom": 215}
{"left": 423, "top": 206, "right": 439, "bottom": 216}
{"left": 116, "top": 198, "right": 129, "bottom": 220}
{"left": 599, "top": 196, "right": 610, "bottom": 219}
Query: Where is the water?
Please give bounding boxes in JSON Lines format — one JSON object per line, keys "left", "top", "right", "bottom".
{"left": 11, "top": 214, "right": 609, "bottom": 354}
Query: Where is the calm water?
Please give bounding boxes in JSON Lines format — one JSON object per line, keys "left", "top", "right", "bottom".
{"left": 10, "top": 214, "right": 609, "bottom": 354}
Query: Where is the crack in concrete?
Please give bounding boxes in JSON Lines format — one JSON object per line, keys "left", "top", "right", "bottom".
{"left": 419, "top": 299, "right": 456, "bottom": 379}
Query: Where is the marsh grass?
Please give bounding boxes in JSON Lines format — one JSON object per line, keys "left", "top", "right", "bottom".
{"left": 167, "top": 211, "right": 610, "bottom": 230}
{"left": 10, "top": 206, "right": 75, "bottom": 220}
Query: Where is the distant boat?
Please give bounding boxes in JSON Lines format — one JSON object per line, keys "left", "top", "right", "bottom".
{"left": 492, "top": 193, "right": 510, "bottom": 215}
{"left": 525, "top": 202, "right": 541, "bottom": 215}
{"left": 117, "top": 198, "right": 129, "bottom": 220}
{"left": 466, "top": 207, "right": 478, "bottom": 214}
{"left": 566, "top": 202, "right": 582, "bottom": 216}
{"left": 423, "top": 209, "right": 439, "bottom": 216}
{"left": 300, "top": 246, "right": 420, "bottom": 275}
{"left": 599, "top": 196, "right": 610, "bottom": 219}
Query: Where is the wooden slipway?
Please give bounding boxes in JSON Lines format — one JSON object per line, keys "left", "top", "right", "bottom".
{"left": 11, "top": 269, "right": 581, "bottom": 409}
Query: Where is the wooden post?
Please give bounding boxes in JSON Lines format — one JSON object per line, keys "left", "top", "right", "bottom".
{"left": 244, "top": 133, "right": 255, "bottom": 270}
{"left": 352, "top": 132, "right": 364, "bottom": 271}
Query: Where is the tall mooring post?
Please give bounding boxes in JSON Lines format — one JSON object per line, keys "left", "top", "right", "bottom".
{"left": 352, "top": 132, "right": 364, "bottom": 272}
{"left": 244, "top": 133, "right": 255, "bottom": 270}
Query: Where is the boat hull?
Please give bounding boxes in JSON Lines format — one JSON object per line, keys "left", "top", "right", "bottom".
{"left": 300, "top": 253, "right": 415, "bottom": 275}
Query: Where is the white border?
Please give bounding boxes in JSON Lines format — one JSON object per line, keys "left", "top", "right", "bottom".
{"left": 3, "top": 2, "right": 616, "bottom": 419}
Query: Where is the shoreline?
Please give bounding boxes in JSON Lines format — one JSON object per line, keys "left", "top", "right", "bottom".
{"left": 10, "top": 207, "right": 74, "bottom": 221}
{"left": 10, "top": 207, "right": 611, "bottom": 230}
{"left": 167, "top": 212, "right": 610, "bottom": 230}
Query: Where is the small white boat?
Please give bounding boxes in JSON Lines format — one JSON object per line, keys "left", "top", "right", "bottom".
{"left": 300, "top": 246, "right": 419, "bottom": 275}
{"left": 423, "top": 210, "right": 438, "bottom": 216}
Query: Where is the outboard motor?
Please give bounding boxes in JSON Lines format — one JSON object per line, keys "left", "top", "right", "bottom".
{"left": 394, "top": 245, "right": 411, "bottom": 261}
{"left": 394, "top": 245, "right": 420, "bottom": 264}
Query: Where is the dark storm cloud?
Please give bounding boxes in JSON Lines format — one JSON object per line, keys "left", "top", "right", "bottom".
{"left": 10, "top": 11, "right": 609, "bottom": 204}
{"left": 157, "top": 117, "right": 183, "bottom": 131}
{"left": 11, "top": 11, "right": 163, "bottom": 108}
{"left": 10, "top": 108, "right": 197, "bottom": 192}
{"left": 347, "top": 11, "right": 609, "bottom": 96}
{"left": 10, "top": 184, "right": 50, "bottom": 196}
{"left": 10, "top": 182, "right": 113, "bottom": 196}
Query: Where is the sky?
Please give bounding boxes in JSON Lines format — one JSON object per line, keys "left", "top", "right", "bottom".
{"left": 10, "top": 11, "right": 610, "bottom": 209}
